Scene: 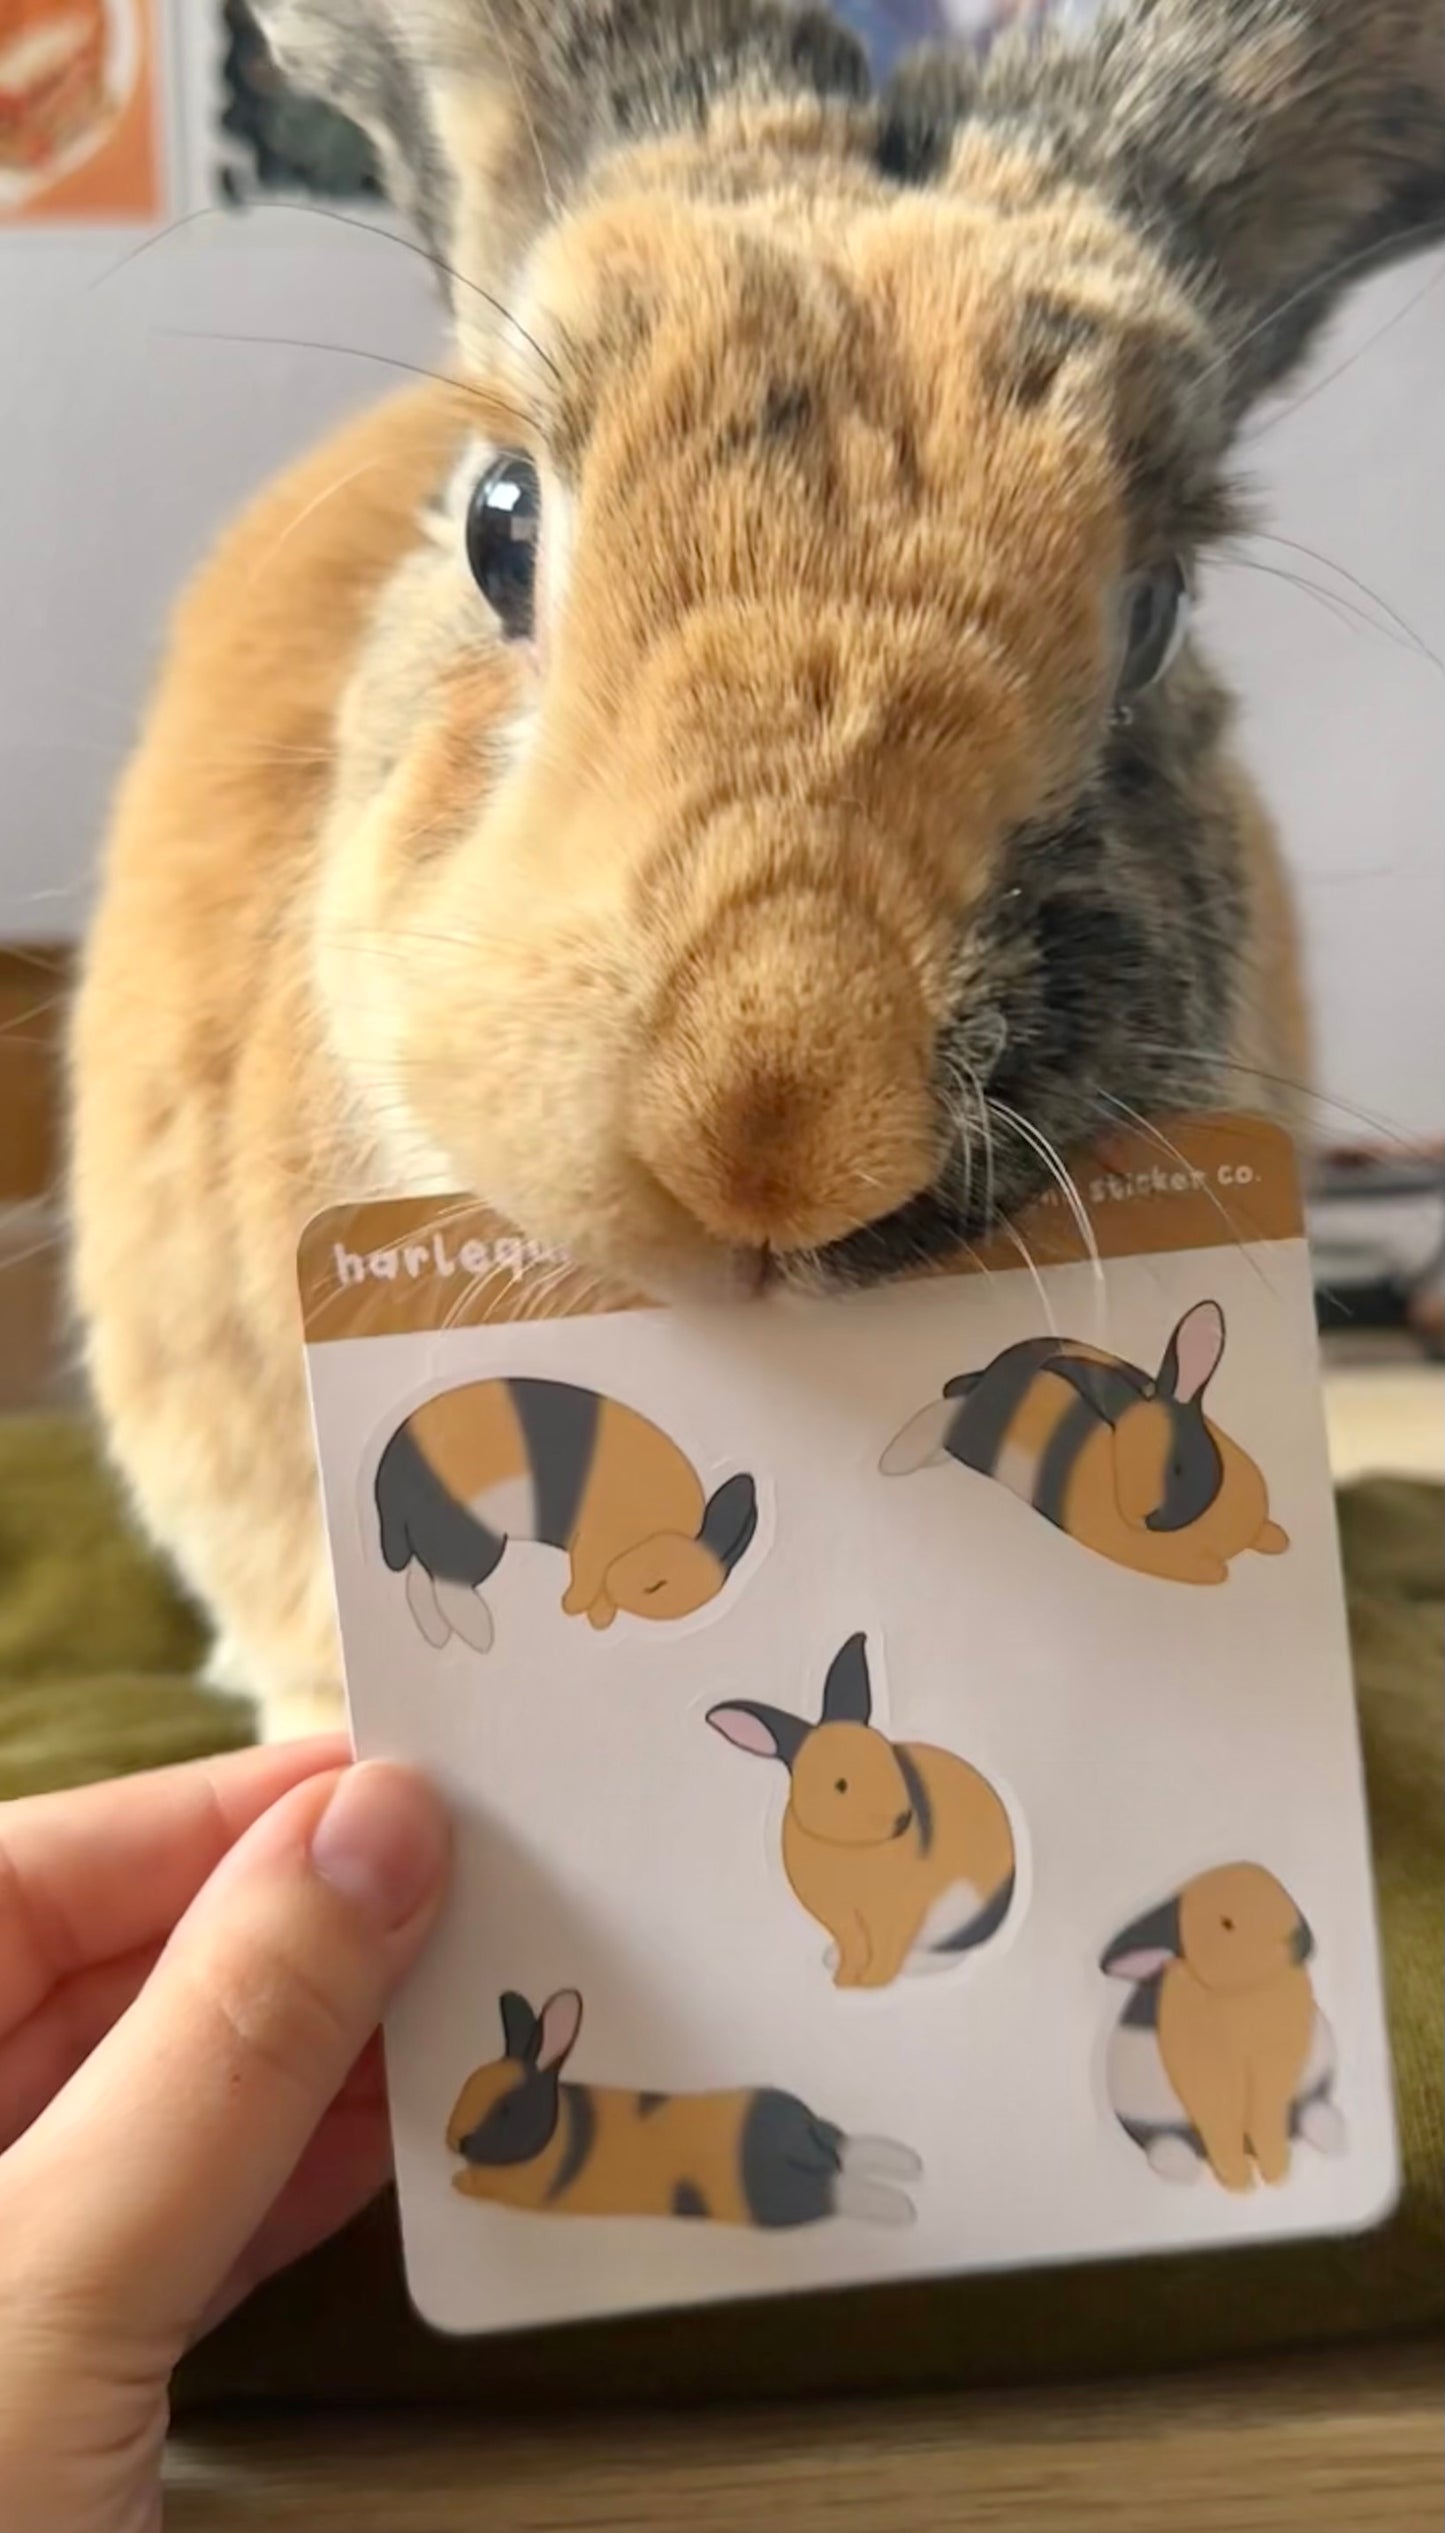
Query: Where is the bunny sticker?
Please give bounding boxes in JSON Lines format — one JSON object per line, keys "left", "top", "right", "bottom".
{"left": 375, "top": 1379, "right": 758, "bottom": 1651}
{"left": 708, "top": 1634, "right": 1017, "bottom": 1989}
{"left": 1101, "top": 1863, "right": 1347, "bottom": 2192}
{"left": 880, "top": 1301, "right": 1289, "bottom": 1586}
{"left": 447, "top": 1990, "right": 922, "bottom": 2227}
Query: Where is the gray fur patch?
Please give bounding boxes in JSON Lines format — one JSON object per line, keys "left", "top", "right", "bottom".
{"left": 507, "top": 1379, "right": 600, "bottom": 1550}
{"left": 739, "top": 2089, "right": 843, "bottom": 2228}
{"left": 374, "top": 1423, "right": 506, "bottom": 1587}
{"left": 932, "top": 1868, "right": 1015, "bottom": 1953}
{"left": 942, "top": 1338, "right": 1061, "bottom": 1477}
{"left": 545, "top": 2084, "right": 597, "bottom": 2201}
{"left": 1031, "top": 1393, "right": 1103, "bottom": 1532}
{"left": 892, "top": 1745, "right": 934, "bottom": 1859}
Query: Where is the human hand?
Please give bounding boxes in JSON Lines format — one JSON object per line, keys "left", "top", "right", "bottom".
{"left": 0, "top": 1740, "right": 450, "bottom": 2533}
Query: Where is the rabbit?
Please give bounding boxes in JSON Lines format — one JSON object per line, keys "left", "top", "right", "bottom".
{"left": 375, "top": 1376, "right": 757, "bottom": 1650}
{"left": 708, "top": 1632, "right": 1016, "bottom": 1987}
{"left": 69, "top": 0, "right": 1443, "bottom": 1734}
{"left": 880, "top": 1299, "right": 1289, "bottom": 1585}
{"left": 447, "top": 1988, "right": 922, "bottom": 2226}
{"left": 1101, "top": 1863, "right": 1346, "bottom": 2191}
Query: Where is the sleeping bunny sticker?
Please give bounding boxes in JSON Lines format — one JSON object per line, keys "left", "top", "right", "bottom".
{"left": 881, "top": 1302, "right": 1289, "bottom": 1587}
{"left": 374, "top": 1378, "right": 758, "bottom": 1653}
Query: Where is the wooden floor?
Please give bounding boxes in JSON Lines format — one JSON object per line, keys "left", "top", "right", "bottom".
{"left": 165, "top": 2342, "right": 1443, "bottom": 2531}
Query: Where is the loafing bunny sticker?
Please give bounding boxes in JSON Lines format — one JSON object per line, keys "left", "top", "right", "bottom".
{"left": 708, "top": 1634, "right": 1018, "bottom": 1989}
{"left": 881, "top": 1301, "right": 1289, "bottom": 1587}
{"left": 1101, "top": 1863, "right": 1346, "bottom": 2192}
{"left": 447, "top": 1990, "right": 922, "bottom": 2227}
{"left": 375, "top": 1378, "right": 758, "bottom": 1652}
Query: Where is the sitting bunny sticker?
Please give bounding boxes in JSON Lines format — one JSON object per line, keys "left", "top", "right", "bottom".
{"left": 447, "top": 1990, "right": 921, "bottom": 2227}
{"left": 1101, "top": 1863, "right": 1346, "bottom": 2191}
{"left": 375, "top": 1379, "right": 757, "bottom": 1651}
{"left": 708, "top": 1634, "right": 1017, "bottom": 1990}
{"left": 880, "top": 1301, "right": 1288, "bottom": 1586}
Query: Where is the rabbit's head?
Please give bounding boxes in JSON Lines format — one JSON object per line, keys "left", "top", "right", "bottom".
{"left": 446, "top": 1989, "right": 581, "bottom": 2162}
{"left": 1055, "top": 1298, "right": 1228, "bottom": 1529}
{"left": 1102, "top": 1865, "right": 1312, "bottom": 1997}
{"left": 708, "top": 1630, "right": 915, "bottom": 1844}
{"left": 603, "top": 1469, "right": 758, "bottom": 1619}
{"left": 258, "top": 1, "right": 1442, "bottom": 1295}
{"left": 1179, "top": 1863, "right": 1312, "bottom": 1994}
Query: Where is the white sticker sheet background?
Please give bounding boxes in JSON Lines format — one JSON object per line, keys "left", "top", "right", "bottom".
{"left": 306, "top": 1228, "right": 1396, "bottom": 2337}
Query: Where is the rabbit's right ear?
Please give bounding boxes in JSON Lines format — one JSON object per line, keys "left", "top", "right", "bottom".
{"left": 821, "top": 1632, "right": 873, "bottom": 1726}
{"left": 251, "top": 3, "right": 870, "bottom": 321}
{"left": 499, "top": 1990, "right": 541, "bottom": 2063}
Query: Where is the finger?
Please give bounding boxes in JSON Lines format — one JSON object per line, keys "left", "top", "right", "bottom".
{"left": 0, "top": 1736, "right": 350, "bottom": 2033}
{"left": 199, "top": 2092, "right": 396, "bottom": 2336}
{"left": 1, "top": 1762, "right": 448, "bottom": 2351}
{"left": 0, "top": 1941, "right": 162, "bottom": 2150}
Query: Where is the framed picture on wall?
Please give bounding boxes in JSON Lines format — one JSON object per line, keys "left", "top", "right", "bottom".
{"left": 0, "top": 0, "right": 165, "bottom": 225}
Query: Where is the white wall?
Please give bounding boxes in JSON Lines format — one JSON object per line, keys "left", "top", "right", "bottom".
{"left": 0, "top": 211, "right": 1439, "bottom": 1135}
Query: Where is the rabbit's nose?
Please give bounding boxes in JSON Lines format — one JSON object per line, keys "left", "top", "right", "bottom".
{"left": 631, "top": 896, "right": 939, "bottom": 1254}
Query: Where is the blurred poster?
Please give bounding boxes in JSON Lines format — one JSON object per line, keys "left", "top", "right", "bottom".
{"left": 0, "top": 0, "right": 163, "bottom": 224}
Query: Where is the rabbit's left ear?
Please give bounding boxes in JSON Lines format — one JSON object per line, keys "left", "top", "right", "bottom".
{"left": 251, "top": 3, "right": 869, "bottom": 317}
{"left": 975, "top": 0, "right": 1443, "bottom": 413}
{"left": 1157, "top": 1302, "right": 1226, "bottom": 1406}
{"left": 1101, "top": 1894, "right": 1182, "bottom": 1981}
{"left": 536, "top": 1989, "right": 584, "bottom": 2074}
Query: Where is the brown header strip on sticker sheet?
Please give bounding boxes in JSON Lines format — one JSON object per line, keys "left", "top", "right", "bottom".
{"left": 297, "top": 1112, "right": 1303, "bottom": 1344}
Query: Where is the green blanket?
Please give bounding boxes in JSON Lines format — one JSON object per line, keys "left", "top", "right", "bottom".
{"left": 2, "top": 1417, "right": 1440, "bottom": 2412}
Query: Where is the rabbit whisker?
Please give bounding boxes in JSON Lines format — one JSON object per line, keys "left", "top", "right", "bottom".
{"left": 1247, "top": 259, "right": 1443, "bottom": 442}
{"left": 1240, "top": 532, "right": 1438, "bottom": 666}
{"left": 994, "top": 1213, "right": 1060, "bottom": 1337}
{"left": 987, "top": 1097, "right": 1105, "bottom": 1301}
{"left": 159, "top": 328, "right": 542, "bottom": 436}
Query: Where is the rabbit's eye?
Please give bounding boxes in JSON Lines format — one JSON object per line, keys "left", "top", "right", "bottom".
{"left": 467, "top": 452, "right": 540, "bottom": 639}
{"left": 835, "top": 1778, "right": 848, "bottom": 1794}
{"left": 1116, "top": 561, "right": 1189, "bottom": 697}
{"left": 1221, "top": 1916, "right": 1235, "bottom": 1932}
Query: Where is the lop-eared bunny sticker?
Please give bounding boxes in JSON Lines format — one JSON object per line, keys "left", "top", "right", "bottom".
{"left": 881, "top": 1301, "right": 1288, "bottom": 1586}
{"left": 375, "top": 1379, "right": 757, "bottom": 1652}
{"left": 447, "top": 1989, "right": 921, "bottom": 2227}
{"left": 1101, "top": 1863, "right": 1346, "bottom": 2191}
{"left": 708, "top": 1634, "right": 1017, "bottom": 1989}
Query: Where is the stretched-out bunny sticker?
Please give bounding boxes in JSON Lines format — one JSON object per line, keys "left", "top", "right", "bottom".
{"left": 447, "top": 1990, "right": 922, "bottom": 2226}
{"left": 708, "top": 1633, "right": 1017, "bottom": 1988}
{"left": 1101, "top": 1863, "right": 1346, "bottom": 2191}
{"left": 375, "top": 1378, "right": 758, "bottom": 1652}
{"left": 881, "top": 1302, "right": 1289, "bottom": 1586}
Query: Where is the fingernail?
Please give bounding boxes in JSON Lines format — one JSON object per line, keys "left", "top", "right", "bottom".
{"left": 309, "top": 1763, "right": 450, "bottom": 1930}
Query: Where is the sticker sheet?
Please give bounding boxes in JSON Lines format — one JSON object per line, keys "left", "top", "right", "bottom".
{"left": 300, "top": 1115, "right": 1397, "bottom": 2338}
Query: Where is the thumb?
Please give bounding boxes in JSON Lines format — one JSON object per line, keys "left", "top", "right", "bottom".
{"left": 6, "top": 1762, "right": 448, "bottom": 2353}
